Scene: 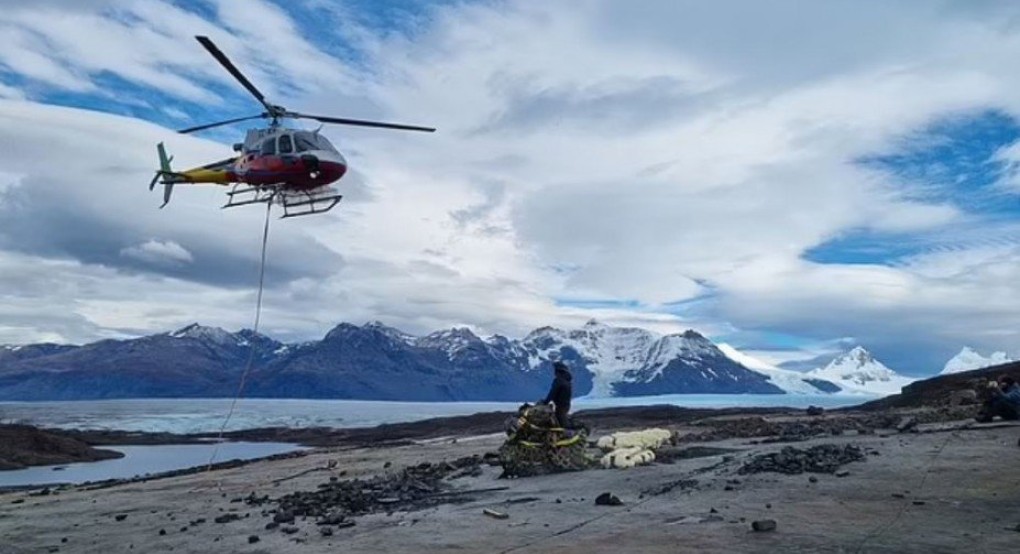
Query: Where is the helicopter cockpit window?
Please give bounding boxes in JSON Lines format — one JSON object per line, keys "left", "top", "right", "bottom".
{"left": 278, "top": 134, "right": 294, "bottom": 154}
{"left": 261, "top": 138, "right": 276, "bottom": 156}
{"left": 315, "top": 134, "right": 339, "bottom": 153}
{"left": 294, "top": 132, "right": 320, "bottom": 153}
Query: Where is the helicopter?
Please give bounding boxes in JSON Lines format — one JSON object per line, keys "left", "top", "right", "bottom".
{"left": 149, "top": 36, "right": 434, "bottom": 218}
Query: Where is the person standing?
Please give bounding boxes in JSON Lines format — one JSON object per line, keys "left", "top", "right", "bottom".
{"left": 542, "top": 361, "right": 573, "bottom": 428}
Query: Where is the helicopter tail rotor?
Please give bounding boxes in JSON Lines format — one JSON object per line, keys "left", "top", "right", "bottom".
{"left": 154, "top": 142, "right": 177, "bottom": 208}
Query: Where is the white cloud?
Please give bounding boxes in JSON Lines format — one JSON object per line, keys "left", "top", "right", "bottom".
{"left": 120, "top": 239, "right": 194, "bottom": 266}
{"left": 3, "top": 1, "right": 1020, "bottom": 374}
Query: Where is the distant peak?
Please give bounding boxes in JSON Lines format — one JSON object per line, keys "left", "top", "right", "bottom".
{"left": 681, "top": 329, "right": 706, "bottom": 340}
{"left": 429, "top": 326, "right": 480, "bottom": 340}
{"left": 169, "top": 323, "right": 235, "bottom": 344}
{"left": 840, "top": 346, "right": 873, "bottom": 362}
{"left": 170, "top": 322, "right": 202, "bottom": 336}
{"left": 583, "top": 318, "right": 603, "bottom": 328}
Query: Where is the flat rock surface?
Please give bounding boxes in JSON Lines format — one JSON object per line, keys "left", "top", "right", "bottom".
{"left": 1, "top": 420, "right": 1019, "bottom": 553}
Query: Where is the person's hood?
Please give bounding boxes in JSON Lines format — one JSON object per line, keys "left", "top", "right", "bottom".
{"left": 556, "top": 367, "right": 572, "bottom": 381}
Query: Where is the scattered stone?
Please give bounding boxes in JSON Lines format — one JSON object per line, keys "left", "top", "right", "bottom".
{"left": 739, "top": 444, "right": 866, "bottom": 475}
{"left": 710, "top": 508, "right": 718, "bottom": 514}
{"left": 320, "top": 526, "right": 334, "bottom": 537}
{"left": 483, "top": 508, "right": 509, "bottom": 519}
{"left": 248, "top": 535, "right": 260, "bottom": 544}
{"left": 114, "top": 514, "right": 128, "bottom": 522}
{"left": 1013, "top": 523, "right": 1020, "bottom": 532}
{"left": 281, "top": 526, "right": 300, "bottom": 535}
{"left": 11, "top": 499, "right": 24, "bottom": 505}
{"left": 265, "top": 522, "right": 279, "bottom": 531}
{"left": 317, "top": 512, "right": 346, "bottom": 526}
{"left": 46, "top": 547, "right": 59, "bottom": 553}
{"left": 61, "top": 538, "right": 67, "bottom": 544}
{"left": 383, "top": 461, "right": 392, "bottom": 469}
{"left": 809, "top": 476, "right": 818, "bottom": 483}
{"left": 892, "top": 493, "right": 905, "bottom": 499}
{"left": 273, "top": 510, "right": 295, "bottom": 524}
{"left": 158, "top": 529, "right": 166, "bottom": 536}
{"left": 896, "top": 417, "right": 918, "bottom": 433}
{"left": 766, "top": 503, "right": 772, "bottom": 509}
{"left": 834, "top": 470, "right": 850, "bottom": 478}
{"left": 641, "top": 479, "right": 698, "bottom": 497}
{"left": 913, "top": 501, "right": 926, "bottom": 506}
{"left": 595, "top": 492, "right": 623, "bottom": 506}
{"left": 724, "top": 485, "right": 735, "bottom": 491}
{"left": 505, "top": 497, "right": 540, "bottom": 505}
{"left": 179, "top": 527, "right": 188, "bottom": 533}
{"left": 268, "top": 455, "right": 483, "bottom": 520}
{"left": 806, "top": 406, "right": 825, "bottom": 416}
{"left": 214, "top": 514, "right": 241, "bottom": 524}
{"left": 751, "top": 519, "right": 777, "bottom": 532}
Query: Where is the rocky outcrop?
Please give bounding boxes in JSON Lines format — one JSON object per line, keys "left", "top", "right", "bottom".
{"left": 0, "top": 424, "right": 123, "bottom": 470}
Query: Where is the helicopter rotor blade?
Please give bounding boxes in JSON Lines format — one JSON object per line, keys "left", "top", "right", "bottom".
{"left": 195, "top": 36, "right": 273, "bottom": 112}
{"left": 178, "top": 113, "right": 267, "bottom": 134}
{"left": 289, "top": 112, "right": 435, "bottom": 133}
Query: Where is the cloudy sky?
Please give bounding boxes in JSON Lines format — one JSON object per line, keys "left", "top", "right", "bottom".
{"left": 3, "top": 0, "right": 1020, "bottom": 375}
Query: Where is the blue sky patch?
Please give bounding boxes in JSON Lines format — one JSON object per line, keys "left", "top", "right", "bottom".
{"left": 806, "top": 108, "right": 1020, "bottom": 266}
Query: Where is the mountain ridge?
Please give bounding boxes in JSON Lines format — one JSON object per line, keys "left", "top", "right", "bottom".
{"left": 0, "top": 321, "right": 905, "bottom": 401}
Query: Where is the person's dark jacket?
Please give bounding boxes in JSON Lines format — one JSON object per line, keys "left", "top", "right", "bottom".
{"left": 543, "top": 366, "right": 573, "bottom": 412}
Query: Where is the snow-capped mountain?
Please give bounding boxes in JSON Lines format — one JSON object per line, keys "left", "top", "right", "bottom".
{"left": 519, "top": 320, "right": 781, "bottom": 397}
{"left": 940, "top": 347, "right": 1013, "bottom": 375}
{"left": 521, "top": 320, "right": 659, "bottom": 396}
{"left": 807, "top": 346, "right": 914, "bottom": 395}
{"left": 717, "top": 344, "right": 841, "bottom": 394}
{"left": 0, "top": 319, "right": 808, "bottom": 401}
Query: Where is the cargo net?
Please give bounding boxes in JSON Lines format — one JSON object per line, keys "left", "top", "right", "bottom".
{"left": 498, "top": 403, "right": 593, "bottom": 478}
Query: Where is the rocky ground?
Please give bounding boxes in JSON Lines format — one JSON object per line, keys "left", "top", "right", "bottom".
{"left": 3, "top": 366, "right": 1020, "bottom": 552}
{"left": 1, "top": 403, "right": 1018, "bottom": 553}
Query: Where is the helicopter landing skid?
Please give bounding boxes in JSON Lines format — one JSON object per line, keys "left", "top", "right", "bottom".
{"left": 222, "top": 185, "right": 342, "bottom": 218}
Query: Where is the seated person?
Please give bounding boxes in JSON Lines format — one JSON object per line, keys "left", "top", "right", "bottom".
{"left": 975, "top": 375, "right": 1020, "bottom": 423}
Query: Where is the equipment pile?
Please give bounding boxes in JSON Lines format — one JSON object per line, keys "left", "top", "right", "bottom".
{"left": 497, "top": 404, "right": 591, "bottom": 477}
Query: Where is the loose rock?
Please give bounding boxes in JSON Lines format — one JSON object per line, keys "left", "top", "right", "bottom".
{"left": 752, "top": 519, "right": 777, "bottom": 532}
{"left": 595, "top": 492, "right": 623, "bottom": 506}
{"left": 114, "top": 514, "right": 127, "bottom": 522}
{"left": 248, "top": 535, "right": 260, "bottom": 544}
{"left": 273, "top": 510, "right": 295, "bottom": 524}
{"left": 896, "top": 417, "right": 918, "bottom": 433}
{"left": 214, "top": 514, "right": 241, "bottom": 524}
